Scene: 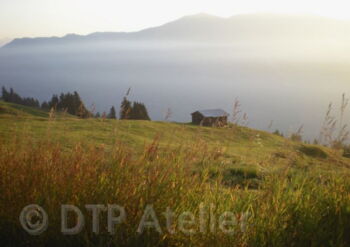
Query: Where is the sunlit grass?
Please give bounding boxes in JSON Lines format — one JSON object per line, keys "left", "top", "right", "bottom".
{"left": 0, "top": 101, "right": 350, "bottom": 246}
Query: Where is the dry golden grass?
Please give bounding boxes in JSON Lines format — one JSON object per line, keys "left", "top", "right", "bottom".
{"left": 1, "top": 101, "right": 350, "bottom": 246}
{"left": 0, "top": 130, "right": 350, "bottom": 246}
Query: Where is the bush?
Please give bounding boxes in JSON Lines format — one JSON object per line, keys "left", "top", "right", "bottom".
{"left": 298, "top": 145, "right": 328, "bottom": 159}
{"left": 343, "top": 145, "right": 350, "bottom": 158}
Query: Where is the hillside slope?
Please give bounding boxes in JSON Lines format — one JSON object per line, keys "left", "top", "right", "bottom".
{"left": 0, "top": 101, "right": 348, "bottom": 173}
{"left": 1, "top": 101, "right": 350, "bottom": 246}
{"left": 0, "top": 101, "right": 50, "bottom": 117}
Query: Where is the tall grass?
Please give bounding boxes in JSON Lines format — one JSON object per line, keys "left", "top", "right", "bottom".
{"left": 319, "top": 94, "right": 350, "bottom": 149}
{"left": 0, "top": 125, "right": 350, "bottom": 246}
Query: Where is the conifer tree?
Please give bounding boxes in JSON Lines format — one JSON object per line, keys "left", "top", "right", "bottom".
{"left": 129, "top": 101, "right": 150, "bottom": 120}
{"left": 120, "top": 97, "right": 132, "bottom": 119}
{"left": 1, "top": 87, "right": 8, "bottom": 101}
{"left": 108, "top": 106, "right": 117, "bottom": 119}
{"left": 41, "top": 101, "right": 49, "bottom": 110}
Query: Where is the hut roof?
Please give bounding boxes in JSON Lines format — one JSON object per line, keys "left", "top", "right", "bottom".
{"left": 192, "top": 109, "right": 229, "bottom": 117}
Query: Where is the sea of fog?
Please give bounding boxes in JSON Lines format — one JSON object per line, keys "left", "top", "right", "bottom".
{"left": 0, "top": 42, "right": 349, "bottom": 140}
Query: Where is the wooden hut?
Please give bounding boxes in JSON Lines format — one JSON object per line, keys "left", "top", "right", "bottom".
{"left": 191, "top": 109, "right": 229, "bottom": 127}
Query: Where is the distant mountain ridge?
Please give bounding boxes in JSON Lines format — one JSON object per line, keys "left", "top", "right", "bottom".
{"left": 3, "top": 13, "right": 350, "bottom": 48}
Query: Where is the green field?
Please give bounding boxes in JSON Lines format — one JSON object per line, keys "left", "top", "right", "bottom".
{"left": 1, "top": 100, "right": 350, "bottom": 246}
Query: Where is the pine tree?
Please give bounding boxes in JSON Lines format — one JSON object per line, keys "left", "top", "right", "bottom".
{"left": 120, "top": 97, "right": 132, "bottom": 119}
{"left": 139, "top": 103, "right": 150, "bottom": 120}
{"left": 1, "top": 87, "right": 8, "bottom": 101}
{"left": 49, "top": 95, "right": 59, "bottom": 109}
{"left": 41, "top": 101, "right": 49, "bottom": 110}
{"left": 108, "top": 106, "right": 117, "bottom": 119}
{"left": 129, "top": 101, "right": 150, "bottom": 120}
{"left": 130, "top": 102, "right": 140, "bottom": 119}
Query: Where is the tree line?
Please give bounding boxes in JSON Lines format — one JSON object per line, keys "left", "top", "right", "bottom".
{"left": 1, "top": 87, "right": 40, "bottom": 108}
{"left": 97, "top": 97, "right": 150, "bottom": 120}
{"left": 1, "top": 86, "right": 150, "bottom": 120}
{"left": 118, "top": 97, "right": 150, "bottom": 120}
{"left": 42, "top": 92, "right": 91, "bottom": 118}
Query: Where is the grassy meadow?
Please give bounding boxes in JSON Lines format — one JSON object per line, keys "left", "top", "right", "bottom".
{"left": 1, "top": 100, "right": 350, "bottom": 246}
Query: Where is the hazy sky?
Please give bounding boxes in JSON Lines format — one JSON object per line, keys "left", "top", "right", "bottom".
{"left": 0, "top": 0, "right": 349, "bottom": 43}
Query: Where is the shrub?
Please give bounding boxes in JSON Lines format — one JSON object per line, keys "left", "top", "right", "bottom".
{"left": 298, "top": 145, "right": 328, "bottom": 159}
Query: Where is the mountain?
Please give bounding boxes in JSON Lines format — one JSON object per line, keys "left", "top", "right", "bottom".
{"left": 3, "top": 13, "right": 350, "bottom": 48}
